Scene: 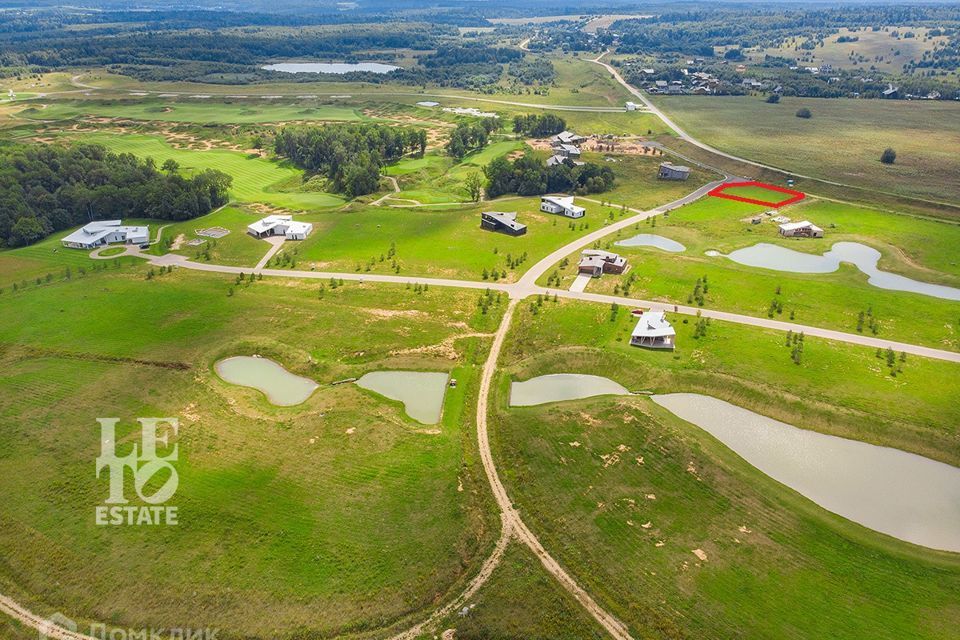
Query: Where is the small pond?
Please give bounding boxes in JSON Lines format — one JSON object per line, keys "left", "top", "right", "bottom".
{"left": 653, "top": 393, "right": 960, "bottom": 552}
{"left": 510, "top": 374, "right": 631, "bottom": 407}
{"left": 355, "top": 371, "right": 449, "bottom": 425}
{"left": 215, "top": 356, "right": 318, "bottom": 406}
{"left": 262, "top": 62, "right": 400, "bottom": 74}
{"left": 615, "top": 233, "right": 686, "bottom": 252}
{"left": 719, "top": 241, "right": 960, "bottom": 301}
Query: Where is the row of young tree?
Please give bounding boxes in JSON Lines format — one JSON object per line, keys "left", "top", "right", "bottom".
{"left": 0, "top": 144, "right": 231, "bottom": 247}
{"left": 274, "top": 124, "right": 426, "bottom": 197}
{"left": 512, "top": 113, "right": 567, "bottom": 137}
{"left": 483, "top": 154, "right": 615, "bottom": 198}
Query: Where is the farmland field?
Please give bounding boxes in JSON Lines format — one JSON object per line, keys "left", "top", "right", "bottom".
{"left": 654, "top": 96, "right": 960, "bottom": 204}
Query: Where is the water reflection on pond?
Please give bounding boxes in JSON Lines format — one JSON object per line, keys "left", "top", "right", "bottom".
{"left": 355, "top": 371, "right": 449, "bottom": 424}
{"left": 653, "top": 393, "right": 960, "bottom": 552}
{"left": 215, "top": 356, "right": 318, "bottom": 406}
{"left": 510, "top": 374, "right": 630, "bottom": 407}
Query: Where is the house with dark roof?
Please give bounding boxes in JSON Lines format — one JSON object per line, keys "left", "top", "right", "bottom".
{"left": 481, "top": 211, "right": 526, "bottom": 236}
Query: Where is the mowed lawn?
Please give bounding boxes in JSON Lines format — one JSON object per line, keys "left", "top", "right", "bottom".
{"left": 654, "top": 95, "right": 960, "bottom": 203}
{"left": 0, "top": 269, "right": 503, "bottom": 638}
{"left": 491, "top": 300, "right": 960, "bottom": 639}
{"left": 60, "top": 132, "right": 346, "bottom": 210}
{"left": 292, "top": 198, "right": 600, "bottom": 281}
{"left": 544, "top": 196, "right": 960, "bottom": 350}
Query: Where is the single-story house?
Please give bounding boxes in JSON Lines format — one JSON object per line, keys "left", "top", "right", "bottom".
{"left": 658, "top": 162, "right": 691, "bottom": 180}
{"left": 480, "top": 211, "right": 526, "bottom": 236}
{"left": 578, "top": 249, "right": 627, "bottom": 277}
{"left": 61, "top": 220, "right": 150, "bottom": 249}
{"left": 625, "top": 101, "right": 638, "bottom": 111}
{"left": 552, "top": 130, "right": 586, "bottom": 145}
{"left": 247, "top": 215, "right": 313, "bottom": 240}
{"left": 546, "top": 154, "right": 584, "bottom": 168}
{"left": 630, "top": 311, "right": 676, "bottom": 350}
{"left": 778, "top": 220, "right": 823, "bottom": 238}
{"left": 541, "top": 195, "right": 585, "bottom": 219}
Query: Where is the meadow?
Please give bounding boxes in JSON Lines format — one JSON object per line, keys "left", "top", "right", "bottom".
{"left": 655, "top": 95, "right": 960, "bottom": 204}
{"left": 0, "top": 268, "right": 505, "bottom": 639}
{"left": 490, "top": 299, "right": 960, "bottom": 639}
{"left": 757, "top": 27, "right": 950, "bottom": 73}
{"left": 22, "top": 100, "right": 367, "bottom": 125}
{"left": 545, "top": 196, "right": 960, "bottom": 350}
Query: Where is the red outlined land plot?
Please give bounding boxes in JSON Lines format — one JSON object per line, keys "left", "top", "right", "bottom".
{"left": 708, "top": 181, "right": 806, "bottom": 208}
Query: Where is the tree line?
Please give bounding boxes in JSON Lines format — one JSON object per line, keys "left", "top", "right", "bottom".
{"left": 484, "top": 153, "right": 615, "bottom": 198}
{"left": 0, "top": 144, "right": 231, "bottom": 247}
{"left": 512, "top": 113, "right": 566, "bottom": 137}
{"left": 274, "top": 124, "right": 426, "bottom": 197}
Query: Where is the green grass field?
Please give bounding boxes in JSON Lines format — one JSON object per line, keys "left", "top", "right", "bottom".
{"left": 491, "top": 299, "right": 960, "bottom": 639}
{"left": 61, "top": 132, "right": 346, "bottom": 210}
{"left": 22, "top": 100, "right": 367, "bottom": 124}
{"left": 150, "top": 206, "right": 274, "bottom": 267}
{"left": 654, "top": 95, "right": 960, "bottom": 204}
{"left": 0, "top": 268, "right": 504, "bottom": 638}
{"left": 291, "top": 198, "right": 599, "bottom": 281}
{"left": 757, "top": 27, "right": 950, "bottom": 73}
{"left": 544, "top": 196, "right": 960, "bottom": 350}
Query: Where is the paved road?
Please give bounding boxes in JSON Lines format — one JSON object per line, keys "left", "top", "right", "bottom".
{"left": 589, "top": 52, "right": 960, "bottom": 211}
{"left": 59, "top": 74, "right": 637, "bottom": 113}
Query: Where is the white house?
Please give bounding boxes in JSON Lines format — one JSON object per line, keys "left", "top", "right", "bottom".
{"left": 61, "top": 220, "right": 149, "bottom": 249}
{"left": 540, "top": 195, "right": 585, "bottom": 219}
{"left": 630, "top": 310, "right": 676, "bottom": 350}
{"left": 247, "top": 215, "right": 313, "bottom": 240}
{"left": 625, "top": 101, "right": 638, "bottom": 111}
{"left": 778, "top": 220, "right": 823, "bottom": 238}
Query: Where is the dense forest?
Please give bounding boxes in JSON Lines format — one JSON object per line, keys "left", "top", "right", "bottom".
{"left": 484, "top": 153, "right": 614, "bottom": 198}
{"left": 0, "top": 144, "right": 231, "bottom": 247}
{"left": 274, "top": 124, "right": 426, "bottom": 197}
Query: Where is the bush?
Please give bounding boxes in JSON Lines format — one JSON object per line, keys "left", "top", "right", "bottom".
{"left": 765, "top": 94, "right": 781, "bottom": 104}
{"left": 795, "top": 107, "right": 812, "bottom": 119}
{"left": 880, "top": 148, "right": 897, "bottom": 164}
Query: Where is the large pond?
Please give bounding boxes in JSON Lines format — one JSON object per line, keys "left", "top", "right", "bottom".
{"left": 720, "top": 241, "right": 960, "bottom": 301}
{"left": 215, "top": 356, "right": 318, "bottom": 406}
{"left": 653, "top": 393, "right": 960, "bottom": 552}
{"left": 355, "top": 371, "right": 449, "bottom": 425}
{"left": 262, "top": 62, "right": 400, "bottom": 74}
{"left": 510, "top": 374, "right": 631, "bottom": 407}
{"left": 615, "top": 233, "right": 686, "bottom": 252}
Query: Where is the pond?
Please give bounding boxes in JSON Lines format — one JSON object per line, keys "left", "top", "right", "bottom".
{"left": 719, "top": 241, "right": 960, "bottom": 301}
{"left": 615, "top": 233, "right": 686, "bottom": 252}
{"left": 261, "top": 62, "right": 400, "bottom": 75}
{"left": 355, "top": 371, "right": 449, "bottom": 425}
{"left": 652, "top": 393, "right": 960, "bottom": 552}
{"left": 510, "top": 374, "right": 631, "bottom": 407}
{"left": 215, "top": 356, "right": 318, "bottom": 406}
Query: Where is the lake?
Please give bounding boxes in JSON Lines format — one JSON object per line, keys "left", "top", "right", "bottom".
{"left": 653, "top": 393, "right": 960, "bottom": 552}
{"left": 262, "top": 62, "right": 400, "bottom": 75}
{"left": 355, "top": 371, "right": 449, "bottom": 424}
{"left": 510, "top": 374, "right": 631, "bottom": 407}
{"left": 214, "top": 356, "right": 318, "bottom": 406}
{"left": 720, "top": 241, "right": 960, "bottom": 301}
{"left": 615, "top": 233, "right": 686, "bottom": 252}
